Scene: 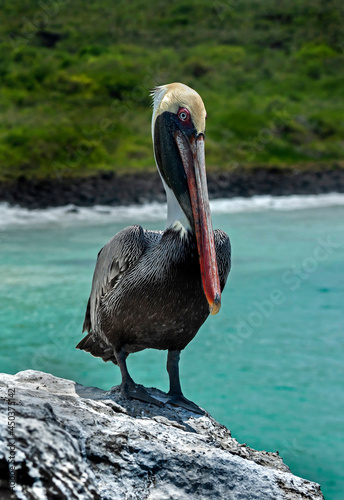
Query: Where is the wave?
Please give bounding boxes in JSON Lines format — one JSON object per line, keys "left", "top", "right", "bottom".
{"left": 0, "top": 201, "right": 166, "bottom": 229}
{"left": 1, "top": 193, "right": 344, "bottom": 228}
{"left": 210, "top": 192, "right": 344, "bottom": 213}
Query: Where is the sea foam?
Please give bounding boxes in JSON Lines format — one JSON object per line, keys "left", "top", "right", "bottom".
{"left": 1, "top": 193, "right": 344, "bottom": 228}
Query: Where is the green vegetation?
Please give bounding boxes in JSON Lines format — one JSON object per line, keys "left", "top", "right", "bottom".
{"left": 0, "top": 0, "right": 344, "bottom": 180}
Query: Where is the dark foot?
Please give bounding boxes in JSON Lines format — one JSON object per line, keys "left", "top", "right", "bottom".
{"left": 121, "top": 382, "right": 164, "bottom": 408}
{"left": 166, "top": 393, "right": 205, "bottom": 415}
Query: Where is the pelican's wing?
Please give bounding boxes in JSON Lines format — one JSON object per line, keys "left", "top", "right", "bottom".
{"left": 82, "top": 224, "right": 147, "bottom": 336}
{"left": 214, "top": 229, "right": 231, "bottom": 290}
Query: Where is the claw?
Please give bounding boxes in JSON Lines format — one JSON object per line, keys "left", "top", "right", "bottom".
{"left": 166, "top": 394, "right": 205, "bottom": 415}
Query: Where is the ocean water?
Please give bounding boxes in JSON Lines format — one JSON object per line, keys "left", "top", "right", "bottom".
{"left": 1, "top": 194, "right": 343, "bottom": 499}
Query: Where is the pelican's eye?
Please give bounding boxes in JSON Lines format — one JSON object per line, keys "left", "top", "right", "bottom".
{"left": 178, "top": 108, "right": 190, "bottom": 122}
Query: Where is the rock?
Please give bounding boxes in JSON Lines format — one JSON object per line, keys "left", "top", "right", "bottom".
{"left": 1, "top": 166, "right": 344, "bottom": 209}
{"left": 0, "top": 370, "right": 324, "bottom": 500}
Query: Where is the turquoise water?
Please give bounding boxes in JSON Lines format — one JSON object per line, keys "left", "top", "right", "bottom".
{"left": 1, "top": 199, "right": 343, "bottom": 499}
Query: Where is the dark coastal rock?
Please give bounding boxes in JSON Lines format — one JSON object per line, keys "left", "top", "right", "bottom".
{"left": 0, "top": 370, "right": 324, "bottom": 499}
{"left": 1, "top": 166, "right": 344, "bottom": 209}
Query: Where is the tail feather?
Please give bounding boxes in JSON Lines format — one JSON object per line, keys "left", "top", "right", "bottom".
{"left": 76, "top": 332, "right": 117, "bottom": 364}
{"left": 82, "top": 298, "right": 91, "bottom": 333}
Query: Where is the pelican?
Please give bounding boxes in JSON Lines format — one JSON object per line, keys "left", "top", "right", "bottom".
{"left": 77, "top": 83, "right": 231, "bottom": 413}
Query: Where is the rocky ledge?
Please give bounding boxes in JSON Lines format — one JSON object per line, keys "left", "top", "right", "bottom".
{"left": 1, "top": 166, "right": 344, "bottom": 209}
{"left": 0, "top": 370, "right": 323, "bottom": 500}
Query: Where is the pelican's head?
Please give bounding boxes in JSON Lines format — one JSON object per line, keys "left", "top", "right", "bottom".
{"left": 151, "top": 82, "right": 221, "bottom": 315}
{"left": 151, "top": 82, "right": 206, "bottom": 139}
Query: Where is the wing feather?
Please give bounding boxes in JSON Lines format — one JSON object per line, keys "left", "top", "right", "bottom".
{"left": 214, "top": 229, "right": 231, "bottom": 291}
{"left": 83, "top": 225, "right": 147, "bottom": 335}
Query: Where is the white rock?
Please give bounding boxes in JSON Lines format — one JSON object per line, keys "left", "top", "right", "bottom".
{"left": 0, "top": 370, "right": 324, "bottom": 499}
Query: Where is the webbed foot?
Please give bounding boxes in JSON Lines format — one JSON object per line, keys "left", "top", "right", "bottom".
{"left": 121, "top": 381, "right": 164, "bottom": 408}
{"left": 166, "top": 394, "right": 205, "bottom": 415}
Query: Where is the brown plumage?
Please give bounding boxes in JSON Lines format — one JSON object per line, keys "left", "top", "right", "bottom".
{"left": 77, "top": 83, "right": 231, "bottom": 413}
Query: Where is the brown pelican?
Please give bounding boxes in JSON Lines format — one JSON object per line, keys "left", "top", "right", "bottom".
{"left": 77, "top": 83, "right": 231, "bottom": 413}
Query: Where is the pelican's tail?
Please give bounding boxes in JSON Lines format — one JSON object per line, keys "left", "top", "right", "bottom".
{"left": 76, "top": 332, "right": 118, "bottom": 364}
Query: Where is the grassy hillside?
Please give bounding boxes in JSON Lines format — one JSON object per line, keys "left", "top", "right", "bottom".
{"left": 0, "top": 0, "right": 344, "bottom": 181}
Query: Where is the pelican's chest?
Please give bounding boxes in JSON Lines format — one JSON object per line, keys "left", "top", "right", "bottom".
{"left": 124, "top": 225, "right": 202, "bottom": 302}
{"left": 109, "top": 225, "right": 209, "bottom": 351}
{"left": 149, "top": 226, "right": 199, "bottom": 279}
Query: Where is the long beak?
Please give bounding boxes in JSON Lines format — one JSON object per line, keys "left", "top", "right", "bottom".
{"left": 175, "top": 130, "right": 221, "bottom": 315}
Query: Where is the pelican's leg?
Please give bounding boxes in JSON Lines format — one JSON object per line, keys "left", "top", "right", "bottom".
{"left": 114, "top": 348, "right": 163, "bottom": 407}
{"left": 166, "top": 350, "right": 204, "bottom": 415}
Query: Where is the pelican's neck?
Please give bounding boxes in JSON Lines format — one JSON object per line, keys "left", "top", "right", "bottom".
{"left": 151, "top": 91, "right": 191, "bottom": 234}
{"left": 160, "top": 175, "right": 191, "bottom": 232}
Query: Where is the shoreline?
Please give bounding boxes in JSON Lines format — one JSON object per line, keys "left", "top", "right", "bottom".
{"left": 1, "top": 167, "right": 344, "bottom": 209}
